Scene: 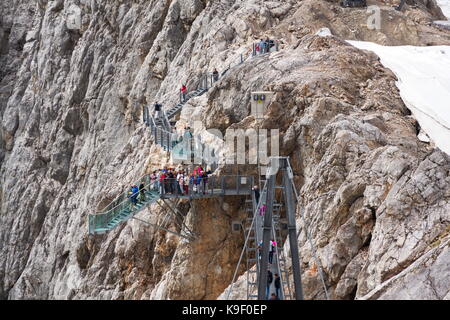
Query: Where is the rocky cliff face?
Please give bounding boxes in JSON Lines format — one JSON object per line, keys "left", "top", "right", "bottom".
{"left": 1, "top": 0, "right": 449, "bottom": 300}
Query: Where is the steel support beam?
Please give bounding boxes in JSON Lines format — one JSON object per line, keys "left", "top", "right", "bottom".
{"left": 161, "top": 198, "right": 196, "bottom": 238}
{"left": 257, "top": 172, "right": 275, "bottom": 300}
{"left": 130, "top": 216, "right": 191, "bottom": 240}
{"left": 281, "top": 158, "right": 304, "bottom": 300}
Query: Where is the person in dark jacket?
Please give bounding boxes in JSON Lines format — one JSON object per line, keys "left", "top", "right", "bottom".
{"left": 154, "top": 102, "right": 162, "bottom": 119}
{"left": 274, "top": 273, "right": 281, "bottom": 299}
{"left": 168, "top": 170, "right": 175, "bottom": 194}
{"left": 252, "top": 185, "right": 260, "bottom": 204}
{"left": 138, "top": 183, "right": 146, "bottom": 202}
{"left": 201, "top": 170, "right": 208, "bottom": 194}
{"left": 212, "top": 68, "right": 219, "bottom": 82}
{"left": 266, "top": 270, "right": 273, "bottom": 300}
{"left": 265, "top": 38, "right": 270, "bottom": 53}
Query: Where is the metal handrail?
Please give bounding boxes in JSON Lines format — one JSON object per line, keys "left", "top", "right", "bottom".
{"left": 96, "top": 172, "right": 156, "bottom": 214}
{"left": 94, "top": 175, "right": 252, "bottom": 218}
{"left": 88, "top": 178, "right": 160, "bottom": 234}
{"left": 93, "top": 175, "right": 156, "bottom": 216}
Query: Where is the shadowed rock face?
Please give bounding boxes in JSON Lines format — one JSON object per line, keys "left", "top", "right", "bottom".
{"left": 0, "top": 0, "right": 449, "bottom": 300}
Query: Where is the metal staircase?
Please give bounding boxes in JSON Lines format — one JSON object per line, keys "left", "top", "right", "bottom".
{"left": 166, "top": 88, "right": 207, "bottom": 120}
{"left": 88, "top": 174, "right": 160, "bottom": 234}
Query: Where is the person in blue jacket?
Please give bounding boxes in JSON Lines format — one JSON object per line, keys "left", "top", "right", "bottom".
{"left": 131, "top": 185, "right": 139, "bottom": 205}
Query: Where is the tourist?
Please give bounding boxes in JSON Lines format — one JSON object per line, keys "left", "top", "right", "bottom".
{"left": 259, "top": 39, "right": 265, "bottom": 54}
{"left": 201, "top": 170, "right": 208, "bottom": 194}
{"left": 259, "top": 204, "right": 267, "bottom": 216}
{"left": 266, "top": 269, "right": 273, "bottom": 300}
{"left": 274, "top": 273, "right": 281, "bottom": 298}
{"left": 189, "top": 173, "right": 196, "bottom": 193}
{"left": 212, "top": 68, "right": 219, "bottom": 82}
{"left": 154, "top": 101, "right": 161, "bottom": 118}
{"left": 252, "top": 185, "right": 260, "bottom": 204}
{"left": 177, "top": 170, "right": 184, "bottom": 195}
{"left": 269, "top": 39, "right": 275, "bottom": 51}
{"left": 159, "top": 170, "right": 167, "bottom": 194}
{"left": 168, "top": 169, "right": 176, "bottom": 194}
{"left": 257, "top": 240, "right": 263, "bottom": 260}
{"left": 195, "top": 174, "right": 202, "bottom": 193}
{"left": 138, "top": 183, "right": 146, "bottom": 202}
{"left": 269, "top": 239, "right": 275, "bottom": 264}
{"left": 130, "top": 185, "right": 139, "bottom": 206}
{"left": 180, "top": 84, "right": 187, "bottom": 102}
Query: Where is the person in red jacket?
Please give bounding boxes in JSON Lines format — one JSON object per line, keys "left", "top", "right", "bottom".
{"left": 159, "top": 171, "right": 166, "bottom": 194}
{"left": 180, "top": 84, "right": 187, "bottom": 102}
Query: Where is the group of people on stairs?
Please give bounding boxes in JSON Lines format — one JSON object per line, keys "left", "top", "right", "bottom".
{"left": 127, "top": 183, "right": 147, "bottom": 208}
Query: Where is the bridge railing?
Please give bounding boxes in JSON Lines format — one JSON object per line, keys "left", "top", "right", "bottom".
{"left": 89, "top": 174, "right": 157, "bottom": 233}
{"left": 159, "top": 175, "right": 253, "bottom": 197}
